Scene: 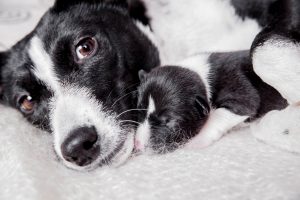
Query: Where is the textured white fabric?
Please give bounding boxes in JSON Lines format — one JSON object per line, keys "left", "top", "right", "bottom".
{"left": 1, "top": 1, "right": 300, "bottom": 200}
{"left": 1, "top": 105, "right": 300, "bottom": 200}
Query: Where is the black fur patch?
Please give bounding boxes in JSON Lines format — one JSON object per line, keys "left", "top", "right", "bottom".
{"left": 208, "top": 50, "right": 287, "bottom": 120}
{"left": 137, "top": 66, "right": 210, "bottom": 153}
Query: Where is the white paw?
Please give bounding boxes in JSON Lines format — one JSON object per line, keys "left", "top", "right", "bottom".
{"left": 251, "top": 104, "right": 300, "bottom": 154}
{"left": 185, "top": 134, "right": 216, "bottom": 150}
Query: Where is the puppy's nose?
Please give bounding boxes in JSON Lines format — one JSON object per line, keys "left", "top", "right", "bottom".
{"left": 61, "top": 126, "right": 100, "bottom": 167}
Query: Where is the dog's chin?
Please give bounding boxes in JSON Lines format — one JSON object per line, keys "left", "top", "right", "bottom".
{"left": 61, "top": 131, "right": 135, "bottom": 171}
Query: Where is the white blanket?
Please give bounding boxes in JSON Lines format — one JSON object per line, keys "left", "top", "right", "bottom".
{"left": 1, "top": 1, "right": 300, "bottom": 200}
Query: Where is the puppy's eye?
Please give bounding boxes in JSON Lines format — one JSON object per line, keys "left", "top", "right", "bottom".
{"left": 19, "top": 95, "right": 35, "bottom": 114}
{"left": 75, "top": 37, "right": 97, "bottom": 60}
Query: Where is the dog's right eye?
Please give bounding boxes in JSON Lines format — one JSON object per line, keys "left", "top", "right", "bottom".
{"left": 75, "top": 37, "right": 98, "bottom": 61}
{"left": 18, "top": 95, "right": 35, "bottom": 114}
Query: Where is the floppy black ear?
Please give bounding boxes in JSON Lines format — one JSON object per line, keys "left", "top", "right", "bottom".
{"left": 52, "top": 0, "right": 128, "bottom": 12}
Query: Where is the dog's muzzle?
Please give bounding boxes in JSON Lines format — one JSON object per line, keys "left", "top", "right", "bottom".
{"left": 61, "top": 126, "right": 100, "bottom": 167}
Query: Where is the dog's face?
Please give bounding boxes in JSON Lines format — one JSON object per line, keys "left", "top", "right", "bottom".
{"left": 0, "top": 0, "right": 159, "bottom": 170}
{"left": 135, "top": 66, "right": 210, "bottom": 153}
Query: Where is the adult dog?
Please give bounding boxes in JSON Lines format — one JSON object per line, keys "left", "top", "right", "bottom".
{"left": 0, "top": 0, "right": 295, "bottom": 170}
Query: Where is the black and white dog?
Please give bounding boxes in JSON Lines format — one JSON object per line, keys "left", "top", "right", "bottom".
{"left": 135, "top": 0, "right": 300, "bottom": 153}
{"left": 135, "top": 51, "right": 288, "bottom": 153}
{"left": 0, "top": 0, "right": 298, "bottom": 170}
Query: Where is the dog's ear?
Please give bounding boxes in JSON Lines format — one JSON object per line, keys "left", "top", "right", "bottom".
{"left": 138, "top": 70, "right": 148, "bottom": 82}
{"left": 0, "top": 52, "right": 7, "bottom": 96}
{"left": 52, "top": 0, "right": 128, "bottom": 12}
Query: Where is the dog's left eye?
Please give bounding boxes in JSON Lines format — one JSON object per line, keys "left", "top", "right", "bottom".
{"left": 19, "top": 95, "right": 35, "bottom": 114}
{"left": 75, "top": 37, "right": 97, "bottom": 60}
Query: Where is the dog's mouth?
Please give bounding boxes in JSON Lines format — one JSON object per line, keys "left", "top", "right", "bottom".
{"left": 98, "top": 129, "right": 135, "bottom": 168}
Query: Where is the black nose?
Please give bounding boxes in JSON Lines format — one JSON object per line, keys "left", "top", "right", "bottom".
{"left": 61, "top": 126, "right": 100, "bottom": 167}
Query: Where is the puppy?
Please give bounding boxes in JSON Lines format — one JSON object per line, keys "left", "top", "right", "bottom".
{"left": 135, "top": 66, "right": 210, "bottom": 153}
{"left": 135, "top": 51, "right": 288, "bottom": 152}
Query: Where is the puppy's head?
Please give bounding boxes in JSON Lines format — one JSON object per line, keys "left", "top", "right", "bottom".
{"left": 135, "top": 66, "right": 210, "bottom": 154}
{"left": 0, "top": 0, "right": 160, "bottom": 170}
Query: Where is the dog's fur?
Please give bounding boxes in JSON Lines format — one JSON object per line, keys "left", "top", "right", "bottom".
{"left": 0, "top": 0, "right": 299, "bottom": 170}
{"left": 136, "top": 0, "right": 300, "bottom": 152}
{"left": 135, "top": 51, "right": 288, "bottom": 152}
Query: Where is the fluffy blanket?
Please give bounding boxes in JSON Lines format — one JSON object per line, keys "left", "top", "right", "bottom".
{"left": 1, "top": 0, "right": 300, "bottom": 199}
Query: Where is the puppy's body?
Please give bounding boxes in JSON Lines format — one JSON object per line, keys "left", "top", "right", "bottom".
{"left": 136, "top": 51, "right": 287, "bottom": 152}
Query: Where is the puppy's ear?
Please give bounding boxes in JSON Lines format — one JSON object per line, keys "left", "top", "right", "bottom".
{"left": 0, "top": 52, "right": 7, "bottom": 96}
{"left": 138, "top": 70, "right": 148, "bottom": 82}
{"left": 52, "top": 0, "right": 128, "bottom": 12}
{"left": 195, "top": 96, "right": 210, "bottom": 118}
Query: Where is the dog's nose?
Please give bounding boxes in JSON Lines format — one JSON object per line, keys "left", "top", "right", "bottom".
{"left": 61, "top": 126, "right": 100, "bottom": 167}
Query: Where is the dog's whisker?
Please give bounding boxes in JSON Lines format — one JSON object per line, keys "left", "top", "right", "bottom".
{"left": 120, "top": 120, "right": 142, "bottom": 125}
{"left": 117, "top": 108, "right": 147, "bottom": 119}
{"left": 111, "top": 90, "right": 138, "bottom": 108}
{"left": 106, "top": 83, "right": 139, "bottom": 105}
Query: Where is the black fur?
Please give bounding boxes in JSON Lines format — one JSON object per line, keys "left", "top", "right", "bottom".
{"left": 208, "top": 51, "right": 287, "bottom": 120}
{"left": 137, "top": 51, "right": 288, "bottom": 153}
{"left": 0, "top": 0, "right": 159, "bottom": 131}
{"left": 231, "top": 0, "right": 278, "bottom": 27}
{"left": 251, "top": 0, "right": 300, "bottom": 53}
{"left": 137, "top": 66, "right": 210, "bottom": 153}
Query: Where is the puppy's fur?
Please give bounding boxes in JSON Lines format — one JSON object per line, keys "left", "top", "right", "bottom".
{"left": 135, "top": 51, "right": 288, "bottom": 152}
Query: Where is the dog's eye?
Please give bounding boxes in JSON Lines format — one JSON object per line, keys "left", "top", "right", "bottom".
{"left": 75, "top": 37, "right": 97, "bottom": 60}
{"left": 19, "top": 95, "right": 35, "bottom": 114}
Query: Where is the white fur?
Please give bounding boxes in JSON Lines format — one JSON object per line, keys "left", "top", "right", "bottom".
{"left": 29, "top": 37, "right": 60, "bottom": 93}
{"left": 186, "top": 108, "right": 248, "bottom": 149}
{"left": 143, "top": 0, "right": 261, "bottom": 64}
{"left": 28, "top": 37, "right": 134, "bottom": 170}
{"left": 135, "top": 96, "right": 156, "bottom": 152}
{"left": 51, "top": 85, "right": 134, "bottom": 170}
{"left": 177, "top": 53, "right": 212, "bottom": 99}
{"left": 253, "top": 38, "right": 300, "bottom": 104}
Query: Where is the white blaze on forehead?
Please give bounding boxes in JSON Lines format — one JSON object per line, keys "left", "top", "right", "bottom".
{"left": 28, "top": 36, "right": 60, "bottom": 93}
{"left": 148, "top": 96, "right": 156, "bottom": 116}
{"left": 135, "top": 96, "right": 156, "bottom": 152}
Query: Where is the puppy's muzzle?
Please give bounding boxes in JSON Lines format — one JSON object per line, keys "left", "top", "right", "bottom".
{"left": 61, "top": 126, "right": 100, "bottom": 167}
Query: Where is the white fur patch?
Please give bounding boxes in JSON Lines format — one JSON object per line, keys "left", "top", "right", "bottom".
{"left": 186, "top": 108, "right": 248, "bottom": 149}
{"left": 143, "top": 0, "right": 261, "bottom": 64}
{"left": 135, "top": 96, "right": 156, "bottom": 152}
{"left": 29, "top": 37, "right": 60, "bottom": 93}
{"left": 178, "top": 54, "right": 212, "bottom": 100}
{"left": 51, "top": 85, "right": 134, "bottom": 170}
{"left": 253, "top": 38, "right": 300, "bottom": 104}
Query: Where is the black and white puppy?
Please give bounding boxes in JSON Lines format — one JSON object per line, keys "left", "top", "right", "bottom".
{"left": 0, "top": 0, "right": 294, "bottom": 170}
{"left": 135, "top": 51, "right": 288, "bottom": 152}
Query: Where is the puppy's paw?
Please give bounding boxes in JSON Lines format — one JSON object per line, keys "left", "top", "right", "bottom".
{"left": 185, "top": 134, "right": 216, "bottom": 150}
{"left": 250, "top": 104, "right": 300, "bottom": 154}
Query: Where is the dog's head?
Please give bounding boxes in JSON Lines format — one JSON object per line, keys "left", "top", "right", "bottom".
{"left": 0, "top": 0, "right": 160, "bottom": 170}
{"left": 135, "top": 66, "right": 210, "bottom": 153}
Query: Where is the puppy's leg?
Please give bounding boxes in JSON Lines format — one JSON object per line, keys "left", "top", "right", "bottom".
{"left": 186, "top": 108, "right": 248, "bottom": 149}
{"left": 252, "top": 36, "right": 300, "bottom": 104}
